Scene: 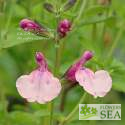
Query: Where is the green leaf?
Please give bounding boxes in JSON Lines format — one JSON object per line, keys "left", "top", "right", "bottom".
{"left": 77, "top": 5, "right": 117, "bottom": 26}
{"left": 8, "top": 111, "right": 39, "bottom": 125}
{"left": 108, "top": 59, "right": 125, "bottom": 93}
{"left": 112, "top": 76, "right": 125, "bottom": 93}
{"left": 0, "top": 28, "right": 50, "bottom": 49}
{"left": 84, "top": 5, "right": 108, "bottom": 16}
{"left": 34, "top": 110, "right": 50, "bottom": 117}
{"left": 78, "top": 16, "right": 116, "bottom": 26}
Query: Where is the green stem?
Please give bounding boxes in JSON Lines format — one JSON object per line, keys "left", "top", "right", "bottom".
{"left": 54, "top": 43, "right": 61, "bottom": 75}
{"left": 73, "top": 0, "right": 87, "bottom": 26}
{"left": 102, "top": 6, "right": 110, "bottom": 37}
{"left": 107, "top": 24, "right": 124, "bottom": 59}
{"left": 92, "top": 24, "right": 97, "bottom": 41}
{"left": 59, "top": 92, "right": 87, "bottom": 125}
{"left": 48, "top": 1, "right": 62, "bottom": 124}
{"left": 49, "top": 43, "right": 61, "bottom": 125}
{"left": 92, "top": 0, "right": 97, "bottom": 41}
{"left": 48, "top": 101, "right": 54, "bottom": 125}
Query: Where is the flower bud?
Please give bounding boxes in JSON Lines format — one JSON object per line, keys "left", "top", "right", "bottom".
{"left": 35, "top": 52, "right": 48, "bottom": 71}
{"left": 43, "top": 3, "right": 55, "bottom": 13}
{"left": 81, "top": 51, "right": 93, "bottom": 62}
{"left": 57, "top": 19, "right": 71, "bottom": 38}
{"left": 63, "top": 0, "right": 77, "bottom": 11}
{"left": 20, "top": 19, "right": 50, "bottom": 37}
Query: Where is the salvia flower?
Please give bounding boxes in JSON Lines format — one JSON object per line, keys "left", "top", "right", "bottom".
{"left": 64, "top": 51, "right": 93, "bottom": 82}
{"left": 57, "top": 19, "right": 71, "bottom": 38}
{"left": 75, "top": 68, "right": 112, "bottom": 98}
{"left": 16, "top": 52, "right": 61, "bottom": 104}
{"left": 20, "top": 19, "right": 50, "bottom": 37}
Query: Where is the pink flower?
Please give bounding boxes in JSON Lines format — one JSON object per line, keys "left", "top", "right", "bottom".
{"left": 75, "top": 68, "right": 112, "bottom": 97}
{"left": 20, "top": 19, "right": 50, "bottom": 37}
{"left": 64, "top": 51, "right": 93, "bottom": 82}
{"left": 57, "top": 19, "right": 71, "bottom": 37}
{"left": 16, "top": 52, "right": 61, "bottom": 104}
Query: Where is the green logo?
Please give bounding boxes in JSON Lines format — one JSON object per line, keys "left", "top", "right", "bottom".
{"left": 80, "top": 104, "right": 98, "bottom": 120}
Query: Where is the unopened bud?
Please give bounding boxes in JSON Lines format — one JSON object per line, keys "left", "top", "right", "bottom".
{"left": 82, "top": 51, "right": 93, "bottom": 61}
{"left": 43, "top": 3, "right": 55, "bottom": 13}
{"left": 20, "top": 19, "right": 51, "bottom": 37}
{"left": 35, "top": 52, "right": 48, "bottom": 70}
{"left": 63, "top": 0, "right": 77, "bottom": 11}
{"left": 57, "top": 19, "right": 71, "bottom": 38}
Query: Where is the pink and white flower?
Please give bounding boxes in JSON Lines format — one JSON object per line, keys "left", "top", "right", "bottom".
{"left": 75, "top": 68, "right": 112, "bottom": 97}
{"left": 16, "top": 52, "right": 61, "bottom": 104}
{"left": 64, "top": 50, "right": 112, "bottom": 97}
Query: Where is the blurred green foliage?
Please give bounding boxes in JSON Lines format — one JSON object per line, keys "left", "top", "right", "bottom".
{"left": 0, "top": 0, "right": 125, "bottom": 125}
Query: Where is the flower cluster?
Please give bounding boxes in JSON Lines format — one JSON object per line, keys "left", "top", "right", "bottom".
{"left": 20, "top": 18, "right": 71, "bottom": 39}
{"left": 16, "top": 0, "right": 112, "bottom": 104}
{"left": 16, "top": 51, "right": 112, "bottom": 103}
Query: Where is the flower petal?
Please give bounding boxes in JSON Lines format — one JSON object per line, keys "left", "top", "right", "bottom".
{"left": 16, "top": 74, "right": 38, "bottom": 102}
{"left": 16, "top": 70, "right": 61, "bottom": 104}
{"left": 93, "top": 70, "right": 112, "bottom": 97}
{"left": 37, "top": 71, "right": 61, "bottom": 103}
{"left": 75, "top": 69, "right": 112, "bottom": 97}
{"left": 75, "top": 68, "right": 96, "bottom": 96}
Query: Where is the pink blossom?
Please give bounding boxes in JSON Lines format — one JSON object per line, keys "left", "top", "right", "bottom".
{"left": 16, "top": 52, "right": 61, "bottom": 104}
{"left": 75, "top": 68, "right": 112, "bottom": 97}
{"left": 57, "top": 19, "right": 71, "bottom": 37}
{"left": 64, "top": 51, "right": 93, "bottom": 82}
